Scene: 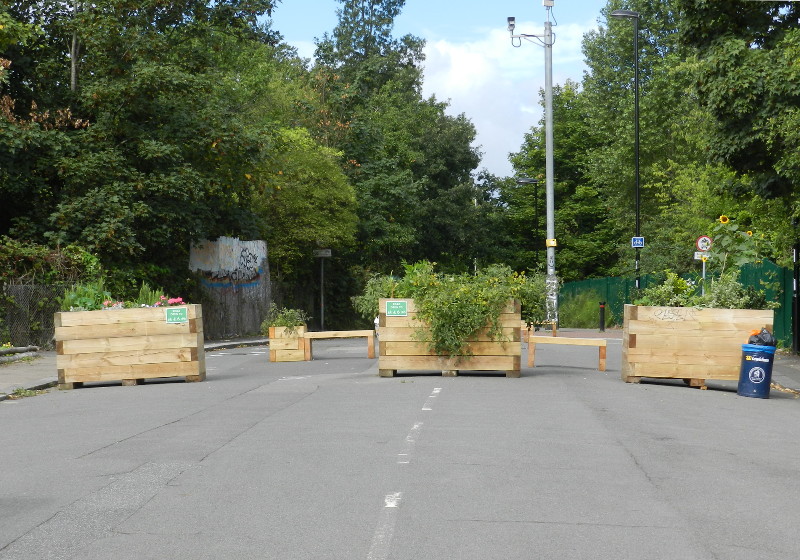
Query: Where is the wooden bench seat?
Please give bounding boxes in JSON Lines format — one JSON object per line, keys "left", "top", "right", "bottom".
{"left": 303, "top": 330, "right": 375, "bottom": 360}
{"left": 527, "top": 336, "right": 607, "bottom": 371}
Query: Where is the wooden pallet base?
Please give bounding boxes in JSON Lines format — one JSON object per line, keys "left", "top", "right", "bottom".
{"left": 379, "top": 369, "right": 520, "bottom": 378}
{"left": 622, "top": 375, "right": 708, "bottom": 390}
{"left": 59, "top": 371, "right": 206, "bottom": 390}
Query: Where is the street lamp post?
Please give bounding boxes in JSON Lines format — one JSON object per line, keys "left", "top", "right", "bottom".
{"left": 611, "top": 9, "right": 642, "bottom": 290}
{"left": 508, "top": 1, "right": 558, "bottom": 324}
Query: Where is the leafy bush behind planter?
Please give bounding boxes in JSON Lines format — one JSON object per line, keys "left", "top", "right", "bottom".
{"left": 353, "top": 261, "right": 545, "bottom": 358}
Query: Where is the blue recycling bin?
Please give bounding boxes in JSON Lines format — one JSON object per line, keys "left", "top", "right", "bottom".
{"left": 737, "top": 344, "right": 776, "bottom": 399}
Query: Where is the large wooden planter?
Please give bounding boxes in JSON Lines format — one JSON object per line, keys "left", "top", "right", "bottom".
{"left": 378, "top": 298, "right": 521, "bottom": 377}
{"left": 55, "top": 305, "right": 205, "bottom": 389}
{"left": 622, "top": 304, "right": 774, "bottom": 386}
{"left": 268, "top": 326, "right": 307, "bottom": 362}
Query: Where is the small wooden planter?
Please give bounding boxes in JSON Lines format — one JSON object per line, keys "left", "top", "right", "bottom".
{"left": 55, "top": 305, "right": 205, "bottom": 389}
{"left": 268, "top": 326, "right": 307, "bottom": 362}
{"left": 378, "top": 298, "right": 521, "bottom": 377}
{"left": 622, "top": 304, "right": 774, "bottom": 387}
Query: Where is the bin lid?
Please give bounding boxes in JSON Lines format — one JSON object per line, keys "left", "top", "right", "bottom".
{"left": 742, "top": 343, "right": 776, "bottom": 354}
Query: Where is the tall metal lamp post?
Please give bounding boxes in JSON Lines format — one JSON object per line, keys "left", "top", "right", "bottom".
{"left": 508, "top": 0, "right": 558, "bottom": 324}
{"left": 610, "top": 9, "right": 642, "bottom": 290}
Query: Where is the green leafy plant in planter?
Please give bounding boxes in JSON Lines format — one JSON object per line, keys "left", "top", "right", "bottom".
{"left": 353, "top": 261, "right": 546, "bottom": 359}
{"left": 58, "top": 280, "right": 185, "bottom": 311}
{"left": 634, "top": 270, "right": 777, "bottom": 310}
{"left": 260, "top": 303, "right": 310, "bottom": 336}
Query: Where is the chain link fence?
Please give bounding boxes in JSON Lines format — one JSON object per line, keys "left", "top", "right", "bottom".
{"left": 1, "top": 282, "right": 67, "bottom": 349}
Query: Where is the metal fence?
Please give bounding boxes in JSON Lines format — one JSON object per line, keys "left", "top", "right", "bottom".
{"left": 560, "top": 260, "right": 793, "bottom": 347}
{"left": 0, "top": 282, "right": 67, "bottom": 349}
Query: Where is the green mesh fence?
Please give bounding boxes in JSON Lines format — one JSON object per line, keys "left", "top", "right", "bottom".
{"left": 560, "top": 260, "right": 793, "bottom": 347}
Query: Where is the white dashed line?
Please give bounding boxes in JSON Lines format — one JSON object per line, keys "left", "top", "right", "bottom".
{"left": 422, "top": 387, "right": 442, "bottom": 410}
{"left": 367, "top": 493, "right": 403, "bottom": 560}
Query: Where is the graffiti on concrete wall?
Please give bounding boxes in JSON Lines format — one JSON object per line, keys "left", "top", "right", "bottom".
{"left": 189, "top": 237, "right": 267, "bottom": 282}
{"left": 189, "top": 237, "right": 271, "bottom": 339}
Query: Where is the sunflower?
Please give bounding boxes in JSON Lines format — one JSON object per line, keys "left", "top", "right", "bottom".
{"left": 719, "top": 215, "right": 730, "bottom": 224}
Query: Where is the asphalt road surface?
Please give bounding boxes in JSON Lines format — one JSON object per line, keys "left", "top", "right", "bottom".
{"left": 2, "top": 339, "right": 800, "bottom": 559}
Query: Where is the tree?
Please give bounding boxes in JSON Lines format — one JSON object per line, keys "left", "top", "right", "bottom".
{"left": 2, "top": 1, "right": 288, "bottom": 295}
{"left": 310, "top": 0, "right": 483, "bottom": 275}
{"left": 678, "top": 1, "right": 800, "bottom": 203}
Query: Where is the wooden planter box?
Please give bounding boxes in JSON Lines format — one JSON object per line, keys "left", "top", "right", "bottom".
{"left": 378, "top": 298, "right": 521, "bottom": 377}
{"left": 55, "top": 305, "right": 205, "bottom": 389}
{"left": 268, "top": 326, "right": 307, "bottom": 362}
{"left": 622, "top": 304, "right": 774, "bottom": 386}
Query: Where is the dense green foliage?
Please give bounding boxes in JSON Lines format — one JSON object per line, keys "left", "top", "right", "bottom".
{"left": 2, "top": 0, "right": 798, "bottom": 326}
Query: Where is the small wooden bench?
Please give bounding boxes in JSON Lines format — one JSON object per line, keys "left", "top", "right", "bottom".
{"left": 303, "top": 330, "right": 375, "bottom": 360}
{"left": 527, "top": 336, "right": 607, "bottom": 371}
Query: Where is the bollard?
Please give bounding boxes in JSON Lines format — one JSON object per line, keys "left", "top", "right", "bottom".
{"left": 599, "top": 301, "right": 606, "bottom": 332}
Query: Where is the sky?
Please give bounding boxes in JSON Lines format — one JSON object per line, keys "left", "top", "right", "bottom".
{"left": 268, "top": 0, "right": 610, "bottom": 178}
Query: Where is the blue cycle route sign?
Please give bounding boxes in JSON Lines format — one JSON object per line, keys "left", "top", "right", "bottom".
{"left": 631, "top": 236, "right": 645, "bottom": 248}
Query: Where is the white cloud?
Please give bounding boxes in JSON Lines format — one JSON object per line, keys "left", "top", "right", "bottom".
{"left": 420, "top": 19, "right": 597, "bottom": 178}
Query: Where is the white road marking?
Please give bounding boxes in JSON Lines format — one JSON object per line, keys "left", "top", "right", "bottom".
{"left": 367, "top": 493, "right": 403, "bottom": 560}
{"left": 422, "top": 387, "right": 442, "bottom": 410}
{"left": 384, "top": 492, "right": 402, "bottom": 508}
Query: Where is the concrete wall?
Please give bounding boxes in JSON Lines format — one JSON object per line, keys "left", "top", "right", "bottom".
{"left": 189, "top": 237, "right": 271, "bottom": 339}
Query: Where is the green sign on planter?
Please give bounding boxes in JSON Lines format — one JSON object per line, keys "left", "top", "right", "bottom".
{"left": 165, "top": 306, "right": 189, "bottom": 324}
{"left": 385, "top": 300, "right": 408, "bottom": 317}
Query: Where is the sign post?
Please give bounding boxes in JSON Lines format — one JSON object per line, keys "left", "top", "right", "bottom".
{"left": 314, "top": 249, "right": 332, "bottom": 330}
{"left": 695, "top": 236, "right": 712, "bottom": 295}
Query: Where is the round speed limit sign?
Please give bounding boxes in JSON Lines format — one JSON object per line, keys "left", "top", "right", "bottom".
{"left": 696, "top": 235, "right": 713, "bottom": 252}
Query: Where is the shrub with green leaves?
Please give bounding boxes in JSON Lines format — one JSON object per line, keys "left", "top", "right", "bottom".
{"left": 58, "top": 279, "right": 112, "bottom": 311}
{"left": 634, "top": 270, "right": 776, "bottom": 310}
{"left": 634, "top": 272, "right": 696, "bottom": 307}
{"left": 261, "top": 303, "right": 310, "bottom": 336}
{"left": 353, "top": 261, "right": 546, "bottom": 359}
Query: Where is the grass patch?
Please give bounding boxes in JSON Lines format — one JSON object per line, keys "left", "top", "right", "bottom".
{"left": 7, "top": 387, "right": 49, "bottom": 399}
{"left": 559, "top": 291, "right": 616, "bottom": 328}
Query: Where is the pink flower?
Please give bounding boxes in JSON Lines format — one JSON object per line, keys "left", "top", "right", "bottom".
{"left": 168, "top": 297, "right": 184, "bottom": 305}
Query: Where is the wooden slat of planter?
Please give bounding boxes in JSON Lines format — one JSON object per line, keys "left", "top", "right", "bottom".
{"left": 627, "top": 320, "right": 770, "bottom": 334}
{"left": 57, "top": 347, "right": 197, "bottom": 369}
{"left": 269, "top": 337, "right": 304, "bottom": 351}
{"left": 381, "top": 340, "right": 520, "bottom": 356}
{"left": 379, "top": 299, "right": 520, "bottom": 314}
{"left": 383, "top": 314, "right": 521, "bottom": 329}
{"left": 55, "top": 305, "right": 201, "bottom": 327}
{"left": 269, "top": 349, "right": 305, "bottom": 362}
{"left": 630, "top": 306, "right": 772, "bottom": 323}
{"left": 626, "top": 362, "right": 738, "bottom": 380}
{"left": 378, "top": 326, "right": 520, "bottom": 343}
{"left": 624, "top": 348, "right": 740, "bottom": 366}
{"left": 59, "top": 360, "right": 204, "bottom": 383}
{"left": 55, "top": 319, "right": 201, "bottom": 341}
{"left": 379, "top": 355, "right": 520, "bottom": 372}
{"left": 626, "top": 333, "right": 746, "bottom": 350}
{"left": 57, "top": 333, "right": 201, "bottom": 355}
